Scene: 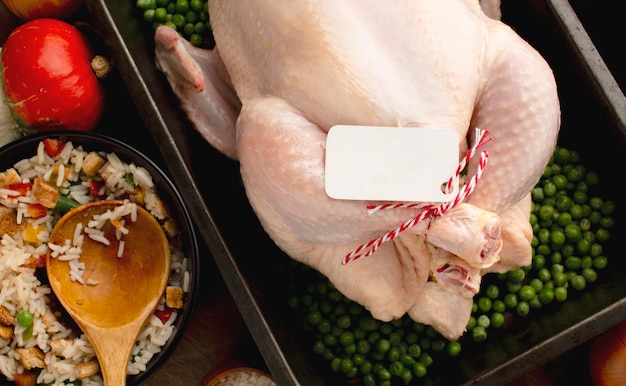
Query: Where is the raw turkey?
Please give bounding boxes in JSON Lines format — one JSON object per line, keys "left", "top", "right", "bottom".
{"left": 154, "top": 0, "right": 560, "bottom": 340}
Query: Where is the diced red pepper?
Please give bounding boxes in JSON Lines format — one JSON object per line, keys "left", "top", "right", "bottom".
{"left": 22, "top": 255, "right": 47, "bottom": 269}
{"left": 154, "top": 308, "right": 174, "bottom": 324}
{"left": 89, "top": 179, "right": 104, "bottom": 198}
{"left": 7, "top": 182, "right": 31, "bottom": 197}
{"left": 27, "top": 203, "right": 47, "bottom": 218}
{"left": 43, "top": 137, "right": 67, "bottom": 157}
{"left": 13, "top": 371, "right": 36, "bottom": 386}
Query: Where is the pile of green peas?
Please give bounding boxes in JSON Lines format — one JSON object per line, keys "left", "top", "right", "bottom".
{"left": 287, "top": 145, "right": 615, "bottom": 385}
{"left": 136, "top": 0, "right": 213, "bottom": 48}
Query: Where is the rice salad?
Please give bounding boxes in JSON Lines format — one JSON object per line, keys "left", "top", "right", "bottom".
{"left": 0, "top": 137, "right": 190, "bottom": 385}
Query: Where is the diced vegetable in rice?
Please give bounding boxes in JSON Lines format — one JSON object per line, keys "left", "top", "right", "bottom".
{"left": 0, "top": 139, "right": 189, "bottom": 385}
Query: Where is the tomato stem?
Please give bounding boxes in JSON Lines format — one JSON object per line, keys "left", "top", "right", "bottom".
{"left": 91, "top": 55, "right": 113, "bottom": 79}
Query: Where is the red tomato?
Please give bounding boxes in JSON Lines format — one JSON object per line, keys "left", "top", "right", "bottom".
{"left": 89, "top": 179, "right": 104, "bottom": 198}
{"left": 43, "top": 137, "right": 67, "bottom": 157}
{"left": 1, "top": 0, "right": 83, "bottom": 21}
{"left": 22, "top": 254, "right": 47, "bottom": 269}
{"left": 155, "top": 308, "right": 174, "bottom": 324}
{"left": 12, "top": 371, "right": 36, "bottom": 386}
{"left": 1, "top": 18, "right": 108, "bottom": 133}
{"left": 27, "top": 203, "right": 48, "bottom": 218}
{"left": 7, "top": 182, "right": 31, "bottom": 197}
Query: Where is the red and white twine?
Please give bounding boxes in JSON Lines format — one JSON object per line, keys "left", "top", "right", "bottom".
{"left": 342, "top": 128, "right": 492, "bottom": 265}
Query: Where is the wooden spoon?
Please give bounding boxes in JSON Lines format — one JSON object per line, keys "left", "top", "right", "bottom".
{"left": 47, "top": 199, "right": 171, "bottom": 386}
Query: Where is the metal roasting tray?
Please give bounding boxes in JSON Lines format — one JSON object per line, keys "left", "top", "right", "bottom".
{"left": 85, "top": 0, "right": 626, "bottom": 384}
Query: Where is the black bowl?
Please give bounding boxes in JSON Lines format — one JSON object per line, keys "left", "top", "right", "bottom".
{"left": 0, "top": 130, "right": 199, "bottom": 385}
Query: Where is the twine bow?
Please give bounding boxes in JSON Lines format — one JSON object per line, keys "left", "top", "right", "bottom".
{"left": 342, "top": 128, "right": 492, "bottom": 265}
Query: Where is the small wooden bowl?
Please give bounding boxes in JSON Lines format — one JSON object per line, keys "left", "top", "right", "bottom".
{"left": 199, "top": 364, "right": 275, "bottom": 386}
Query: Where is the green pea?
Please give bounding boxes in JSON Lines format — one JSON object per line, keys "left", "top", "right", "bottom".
{"left": 16, "top": 310, "right": 33, "bottom": 327}
{"left": 529, "top": 278, "right": 544, "bottom": 292}
{"left": 377, "top": 367, "right": 391, "bottom": 381}
{"left": 375, "top": 338, "right": 390, "bottom": 353}
{"left": 387, "top": 346, "right": 401, "bottom": 362}
{"left": 565, "top": 256, "right": 582, "bottom": 271}
{"left": 600, "top": 200, "right": 615, "bottom": 215}
{"left": 472, "top": 326, "right": 488, "bottom": 342}
{"left": 503, "top": 293, "right": 518, "bottom": 309}
{"left": 412, "top": 362, "right": 427, "bottom": 378}
{"left": 600, "top": 216, "right": 615, "bottom": 229}
{"left": 446, "top": 341, "right": 462, "bottom": 357}
{"left": 418, "top": 352, "right": 433, "bottom": 367}
{"left": 532, "top": 187, "right": 544, "bottom": 202}
{"left": 550, "top": 251, "right": 563, "bottom": 264}
{"left": 550, "top": 229, "right": 566, "bottom": 246}
{"left": 537, "top": 268, "right": 551, "bottom": 283}
{"left": 570, "top": 275, "right": 586, "bottom": 291}
{"left": 552, "top": 174, "right": 568, "bottom": 189}
{"left": 518, "top": 285, "right": 536, "bottom": 302}
{"left": 556, "top": 196, "right": 573, "bottom": 212}
{"left": 538, "top": 288, "right": 555, "bottom": 304}
{"left": 175, "top": 0, "right": 189, "bottom": 13}
{"left": 508, "top": 268, "right": 526, "bottom": 283}
{"left": 336, "top": 315, "right": 351, "bottom": 329}
{"left": 582, "top": 268, "right": 598, "bottom": 284}
{"left": 312, "top": 340, "right": 325, "bottom": 355}
{"left": 492, "top": 299, "right": 506, "bottom": 313}
{"left": 572, "top": 190, "right": 588, "bottom": 205}
{"left": 485, "top": 284, "right": 500, "bottom": 299}
{"left": 536, "top": 244, "right": 551, "bottom": 257}
{"left": 477, "top": 297, "right": 492, "bottom": 313}
{"left": 306, "top": 310, "right": 322, "bottom": 325}
{"left": 490, "top": 312, "right": 505, "bottom": 328}
{"left": 477, "top": 314, "right": 491, "bottom": 328}
{"left": 593, "top": 256, "right": 608, "bottom": 270}
{"left": 340, "top": 331, "right": 355, "bottom": 346}
{"left": 190, "top": 0, "right": 204, "bottom": 11}
{"left": 553, "top": 147, "right": 571, "bottom": 164}
{"left": 553, "top": 271, "right": 568, "bottom": 287}
{"left": 136, "top": 0, "right": 156, "bottom": 10}
{"left": 595, "top": 228, "right": 610, "bottom": 243}
{"left": 407, "top": 343, "right": 421, "bottom": 358}
{"left": 576, "top": 238, "right": 591, "bottom": 255}
{"left": 318, "top": 319, "right": 331, "bottom": 334}
{"left": 570, "top": 204, "right": 585, "bottom": 219}
{"left": 564, "top": 223, "right": 582, "bottom": 241}
{"left": 539, "top": 205, "right": 554, "bottom": 220}
{"left": 555, "top": 286, "right": 568, "bottom": 302}
{"left": 154, "top": 7, "right": 168, "bottom": 22}
{"left": 516, "top": 301, "right": 530, "bottom": 317}
{"left": 143, "top": 9, "right": 156, "bottom": 22}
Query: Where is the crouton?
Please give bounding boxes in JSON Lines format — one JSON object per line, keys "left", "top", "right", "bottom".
{"left": 82, "top": 152, "right": 106, "bottom": 176}
{"left": 0, "top": 168, "right": 21, "bottom": 189}
{"left": 0, "top": 325, "right": 13, "bottom": 340}
{"left": 31, "top": 177, "right": 59, "bottom": 209}
{"left": 144, "top": 192, "right": 170, "bottom": 220}
{"left": 0, "top": 305, "right": 14, "bottom": 325}
{"left": 16, "top": 347, "right": 46, "bottom": 370}
{"left": 161, "top": 218, "right": 179, "bottom": 239}
{"left": 165, "top": 286, "right": 184, "bottom": 309}
{"left": 41, "top": 311, "right": 58, "bottom": 333}
{"left": 50, "top": 338, "right": 72, "bottom": 357}
{"left": 73, "top": 360, "right": 100, "bottom": 379}
{"left": 0, "top": 212, "right": 26, "bottom": 236}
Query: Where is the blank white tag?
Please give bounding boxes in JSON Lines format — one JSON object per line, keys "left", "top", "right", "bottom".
{"left": 325, "top": 125, "right": 459, "bottom": 202}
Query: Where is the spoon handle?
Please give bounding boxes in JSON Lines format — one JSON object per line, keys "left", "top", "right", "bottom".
{"left": 87, "top": 324, "right": 138, "bottom": 386}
